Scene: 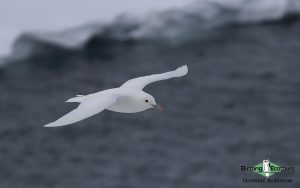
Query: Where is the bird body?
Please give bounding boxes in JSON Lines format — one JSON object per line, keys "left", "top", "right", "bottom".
{"left": 106, "top": 88, "right": 155, "bottom": 113}
{"left": 44, "top": 65, "right": 188, "bottom": 127}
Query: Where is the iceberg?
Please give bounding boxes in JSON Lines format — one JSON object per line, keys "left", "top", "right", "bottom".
{"left": 9, "top": 0, "right": 300, "bottom": 60}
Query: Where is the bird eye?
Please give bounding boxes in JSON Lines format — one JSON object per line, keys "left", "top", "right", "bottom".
{"left": 145, "top": 100, "right": 149, "bottom": 103}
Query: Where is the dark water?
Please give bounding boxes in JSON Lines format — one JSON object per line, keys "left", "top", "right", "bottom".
{"left": 0, "top": 21, "right": 300, "bottom": 188}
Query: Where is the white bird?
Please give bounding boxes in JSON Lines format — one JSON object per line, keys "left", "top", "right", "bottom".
{"left": 44, "top": 65, "right": 188, "bottom": 127}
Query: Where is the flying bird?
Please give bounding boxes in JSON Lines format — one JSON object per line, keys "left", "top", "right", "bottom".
{"left": 44, "top": 65, "right": 188, "bottom": 127}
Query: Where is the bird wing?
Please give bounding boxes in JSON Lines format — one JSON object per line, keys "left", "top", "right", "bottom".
{"left": 121, "top": 65, "right": 188, "bottom": 90}
{"left": 44, "top": 94, "right": 118, "bottom": 127}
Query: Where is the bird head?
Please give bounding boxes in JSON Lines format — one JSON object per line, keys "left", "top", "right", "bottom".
{"left": 141, "top": 93, "right": 162, "bottom": 111}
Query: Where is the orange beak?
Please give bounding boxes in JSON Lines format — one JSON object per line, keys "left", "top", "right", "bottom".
{"left": 153, "top": 104, "right": 163, "bottom": 111}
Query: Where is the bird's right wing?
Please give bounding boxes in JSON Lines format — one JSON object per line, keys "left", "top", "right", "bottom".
{"left": 44, "top": 94, "right": 118, "bottom": 127}
{"left": 121, "top": 65, "right": 188, "bottom": 90}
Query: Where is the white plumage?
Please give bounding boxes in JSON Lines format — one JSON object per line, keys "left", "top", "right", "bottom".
{"left": 44, "top": 65, "right": 188, "bottom": 127}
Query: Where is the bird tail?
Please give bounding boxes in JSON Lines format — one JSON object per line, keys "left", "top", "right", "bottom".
{"left": 66, "top": 95, "right": 86, "bottom": 103}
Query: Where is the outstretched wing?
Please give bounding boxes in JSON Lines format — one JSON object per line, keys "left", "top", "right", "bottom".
{"left": 44, "top": 94, "right": 118, "bottom": 127}
{"left": 121, "top": 65, "right": 188, "bottom": 90}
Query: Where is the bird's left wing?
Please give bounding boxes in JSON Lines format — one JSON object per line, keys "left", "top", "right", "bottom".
{"left": 121, "top": 65, "right": 188, "bottom": 90}
{"left": 44, "top": 94, "right": 118, "bottom": 127}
